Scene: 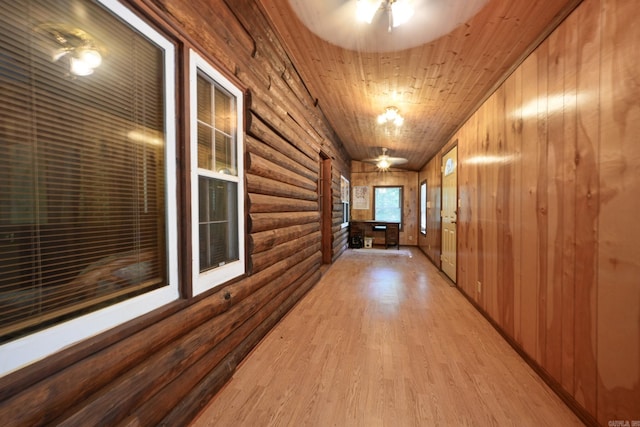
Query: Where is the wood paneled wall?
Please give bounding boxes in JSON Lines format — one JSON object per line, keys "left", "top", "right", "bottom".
{"left": 0, "top": 0, "right": 350, "bottom": 424}
{"left": 421, "top": 0, "right": 640, "bottom": 424}
{"left": 350, "top": 161, "right": 418, "bottom": 246}
{"left": 418, "top": 150, "right": 445, "bottom": 264}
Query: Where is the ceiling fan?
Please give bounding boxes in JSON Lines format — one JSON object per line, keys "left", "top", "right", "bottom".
{"left": 362, "top": 148, "right": 408, "bottom": 170}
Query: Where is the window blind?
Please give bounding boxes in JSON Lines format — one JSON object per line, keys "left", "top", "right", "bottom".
{"left": 0, "top": 0, "right": 168, "bottom": 343}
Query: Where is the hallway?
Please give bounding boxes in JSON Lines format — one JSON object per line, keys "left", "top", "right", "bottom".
{"left": 192, "top": 247, "right": 583, "bottom": 426}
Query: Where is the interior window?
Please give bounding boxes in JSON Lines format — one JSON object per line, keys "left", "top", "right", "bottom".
{"left": 0, "top": 0, "right": 178, "bottom": 375}
{"left": 374, "top": 186, "right": 403, "bottom": 224}
{"left": 420, "top": 181, "right": 427, "bottom": 234}
{"left": 190, "top": 50, "right": 245, "bottom": 296}
{"left": 341, "top": 175, "right": 350, "bottom": 227}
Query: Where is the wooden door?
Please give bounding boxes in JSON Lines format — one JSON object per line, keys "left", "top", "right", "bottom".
{"left": 441, "top": 146, "right": 457, "bottom": 282}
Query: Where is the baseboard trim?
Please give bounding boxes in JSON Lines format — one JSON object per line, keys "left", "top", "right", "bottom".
{"left": 455, "top": 287, "right": 598, "bottom": 427}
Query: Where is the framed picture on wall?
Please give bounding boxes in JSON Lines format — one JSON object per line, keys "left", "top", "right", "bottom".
{"left": 353, "top": 185, "right": 369, "bottom": 210}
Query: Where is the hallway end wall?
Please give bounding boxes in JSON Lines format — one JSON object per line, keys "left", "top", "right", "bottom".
{"left": 350, "top": 161, "right": 419, "bottom": 247}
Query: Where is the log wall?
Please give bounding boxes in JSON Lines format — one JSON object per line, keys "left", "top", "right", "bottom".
{"left": 0, "top": 0, "right": 350, "bottom": 424}
{"left": 421, "top": 0, "right": 640, "bottom": 424}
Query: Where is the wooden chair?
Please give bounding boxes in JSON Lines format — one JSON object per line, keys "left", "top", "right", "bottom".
{"left": 385, "top": 224, "right": 399, "bottom": 249}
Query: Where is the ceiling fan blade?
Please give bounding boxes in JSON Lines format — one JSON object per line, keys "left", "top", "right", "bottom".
{"left": 362, "top": 157, "right": 408, "bottom": 165}
{"left": 362, "top": 157, "right": 384, "bottom": 163}
{"left": 385, "top": 157, "right": 408, "bottom": 164}
{"left": 362, "top": 147, "right": 408, "bottom": 165}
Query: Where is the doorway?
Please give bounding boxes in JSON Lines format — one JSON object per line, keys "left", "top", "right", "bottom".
{"left": 441, "top": 145, "right": 457, "bottom": 282}
{"left": 320, "top": 154, "right": 332, "bottom": 264}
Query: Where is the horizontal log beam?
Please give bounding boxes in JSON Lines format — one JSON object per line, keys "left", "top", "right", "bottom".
{"left": 249, "top": 222, "right": 320, "bottom": 254}
{"left": 160, "top": 0, "right": 254, "bottom": 76}
{"left": 225, "top": 244, "right": 320, "bottom": 304}
{"left": 246, "top": 151, "right": 316, "bottom": 192}
{"left": 246, "top": 174, "right": 317, "bottom": 202}
{"left": 251, "top": 231, "right": 321, "bottom": 273}
{"left": 247, "top": 113, "right": 318, "bottom": 173}
{"left": 248, "top": 193, "right": 317, "bottom": 213}
{"left": 248, "top": 211, "right": 320, "bottom": 233}
{"left": 249, "top": 96, "right": 318, "bottom": 162}
{"left": 246, "top": 135, "right": 316, "bottom": 182}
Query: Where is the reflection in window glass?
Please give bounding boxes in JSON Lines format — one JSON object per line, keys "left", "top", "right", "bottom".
{"left": 0, "top": 0, "right": 169, "bottom": 344}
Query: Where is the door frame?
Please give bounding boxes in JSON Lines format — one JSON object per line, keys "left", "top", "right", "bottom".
{"left": 440, "top": 143, "right": 458, "bottom": 283}
{"left": 320, "top": 153, "right": 332, "bottom": 264}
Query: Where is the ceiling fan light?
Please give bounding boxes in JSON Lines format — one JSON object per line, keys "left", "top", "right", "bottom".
{"left": 391, "top": 0, "right": 414, "bottom": 27}
{"left": 393, "top": 116, "right": 404, "bottom": 126}
{"left": 356, "top": 0, "right": 382, "bottom": 24}
{"left": 377, "top": 158, "right": 390, "bottom": 169}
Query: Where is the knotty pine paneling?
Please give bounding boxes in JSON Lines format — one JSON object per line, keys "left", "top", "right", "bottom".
{"left": 421, "top": 0, "right": 640, "bottom": 423}
{"left": 417, "top": 158, "right": 442, "bottom": 264}
{"left": 573, "top": 0, "right": 600, "bottom": 412}
{"left": 560, "top": 10, "right": 578, "bottom": 397}
{"left": 519, "top": 51, "right": 541, "bottom": 363}
{"left": 596, "top": 0, "right": 640, "bottom": 422}
{"left": 0, "top": 0, "right": 350, "bottom": 424}
{"left": 504, "top": 65, "right": 523, "bottom": 342}
{"left": 545, "top": 22, "right": 565, "bottom": 382}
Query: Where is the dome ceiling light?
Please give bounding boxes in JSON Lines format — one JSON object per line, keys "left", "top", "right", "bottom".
{"left": 377, "top": 106, "right": 404, "bottom": 126}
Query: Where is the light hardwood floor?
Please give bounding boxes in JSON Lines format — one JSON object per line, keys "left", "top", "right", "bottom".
{"left": 191, "top": 247, "right": 583, "bottom": 426}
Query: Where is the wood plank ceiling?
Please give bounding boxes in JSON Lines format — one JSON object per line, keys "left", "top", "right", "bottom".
{"left": 257, "top": 0, "right": 582, "bottom": 171}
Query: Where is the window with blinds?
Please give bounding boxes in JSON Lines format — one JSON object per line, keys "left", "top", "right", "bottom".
{"left": 0, "top": 0, "right": 176, "bottom": 349}
{"left": 190, "top": 50, "right": 245, "bottom": 296}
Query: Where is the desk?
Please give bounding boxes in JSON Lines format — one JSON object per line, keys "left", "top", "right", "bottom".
{"left": 349, "top": 221, "right": 400, "bottom": 249}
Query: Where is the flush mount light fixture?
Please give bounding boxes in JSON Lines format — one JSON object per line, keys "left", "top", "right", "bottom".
{"left": 377, "top": 106, "right": 404, "bottom": 126}
{"left": 37, "top": 23, "right": 104, "bottom": 76}
{"left": 356, "top": 0, "right": 415, "bottom": 32}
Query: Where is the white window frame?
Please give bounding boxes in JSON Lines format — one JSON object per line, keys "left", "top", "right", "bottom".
{"left": 340, "top": 175, "right": 350, "bottom": 229}
{"left": 374, "top": 186, "right": 403, "bottom": 226}
{"left": 420, "top": 180, "right": 427, "bottom": 234}
{"left": 0, "top": 0, "right": 179, "bottom": 377}
{"left": 189, "top": 50, "right": 245, "bottom": 296}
